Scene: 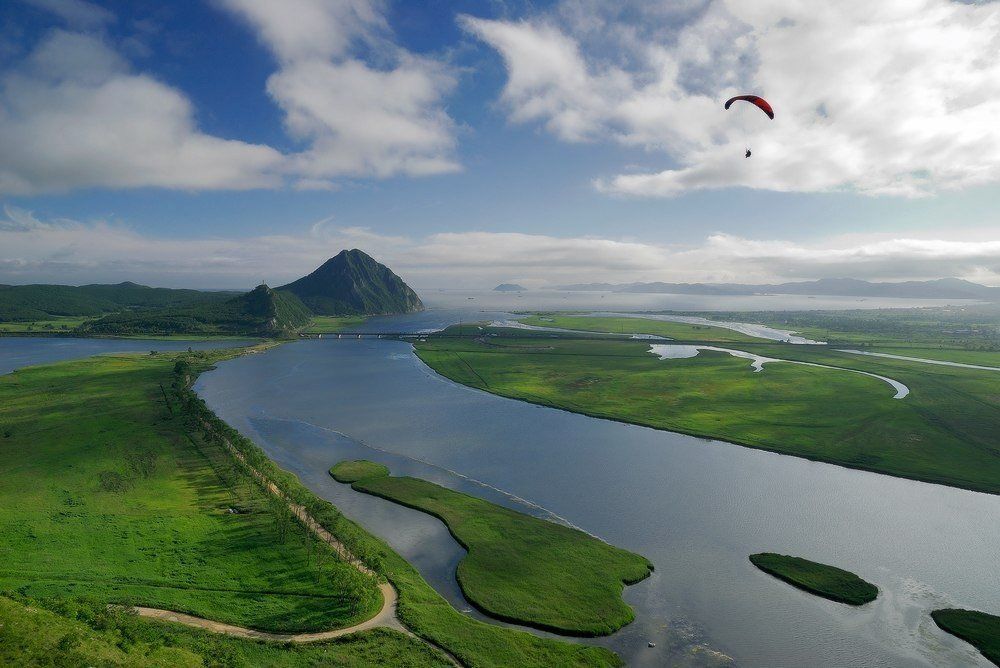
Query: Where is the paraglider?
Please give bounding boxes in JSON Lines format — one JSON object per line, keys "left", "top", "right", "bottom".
{"left": 725, "top": 95, "right": 773, "bottom": 157}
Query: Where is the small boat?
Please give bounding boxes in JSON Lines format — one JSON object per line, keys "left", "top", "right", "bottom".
{"left": 647, "top": 642, "right": 656, "bottom": 648}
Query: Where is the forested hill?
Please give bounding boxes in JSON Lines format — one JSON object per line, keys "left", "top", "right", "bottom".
{"left": 0, "top": 282, "right": 233, "bottom": 320}
{"left": 77, "top": 285, "right": 311, "bottom": 337}
{"left": 279, "top": 249, "right": 424, "bottom": 316}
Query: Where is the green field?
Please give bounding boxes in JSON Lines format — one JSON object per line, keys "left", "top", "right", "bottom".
{"left": 519, "top": 314, "right": 765, "bottom": 342}
{"left": 749, "top": 553, "right": 878, "bottom": 605}
{"left": 0, "top": 346, "right": 623, "bottom": 666}
{"left": 0, "top": 315, "right": 94, "bottom": 333}
{"left": 0, "top": 350, "right": 383, "bottom": 633}
{"left": 304, "top": 315, "right": 368, "bottom": 333}
{"left": 0, "top": 594, "right": 449, "bottom": 668}
{"left": 931, "top": 609, "right": 1000, "bottom": 666}
{"left": 331, "top": 460, "right": 652, "bottom": 636}
{"left": 414, "top": 325, "right": 1000, "bottom": 494}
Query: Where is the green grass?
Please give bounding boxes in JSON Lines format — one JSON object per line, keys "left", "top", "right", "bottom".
{"left": 414, "top": 329, "right": 1000, "bottom": 495}
{"left": 748, "top": 553, "right": 877, "bottom": 605}
{"left": 330, "top": 461, "right": 652, "bottom": 636}
{"left": 0, "top": 351, "right": 382, "bottom": 634}
{"left": 931, "top": 609, "right": 1000, "bottom": 666}
{"left": 304, "top": 315, "right": 368, "bottom": 333}
{"left": 331, "top": 460, "right": 390, "bottom": 482}
{"left": 0, "top": 316, "right": 94, "bottom": 333}
{"left": 0, "top": 594, "right": 451, "bottom": 668}
{"left": 862, "top": 346, "right": 1000, "bottom": 367}
{"left": 518, "top": 314, "right": 765, "bottom": 342}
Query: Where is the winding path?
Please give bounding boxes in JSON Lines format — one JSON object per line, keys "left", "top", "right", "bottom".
{"left": 131, "top": 423, "right": 460, "bottom": 665}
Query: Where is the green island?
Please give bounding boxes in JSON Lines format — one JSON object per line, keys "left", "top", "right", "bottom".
{"left": 413, "top": 320, "right": 1000, "bottom": 495}
{"left": 330, "top": 460, "right": 653, "bottom": 636}
{"left": 518, "top": 314, "right": 763, "bottom": 342}
{"left": 0, "top": 346, "right": 624, "bottom": 667}
{"left": 748, "top": 553, "right": 878, "bottom": 605}
{"left": 931, "top": 609, "right": 1000, "bottom": 666}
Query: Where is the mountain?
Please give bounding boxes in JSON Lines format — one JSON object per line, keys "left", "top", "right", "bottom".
{"left": 556, "top": 278, "right": 1000, "bottom": 300}
{"left": 278, "top": 249, "right": 423, "bottom": 315}
{"left": 77, "top": 284, "right": 311, "bottom": 337}
{"left": 0, "top": 281, "right": 232, "bottom": 320}
{"left": 494, "top": 283, "right": 526, "bottom": 292}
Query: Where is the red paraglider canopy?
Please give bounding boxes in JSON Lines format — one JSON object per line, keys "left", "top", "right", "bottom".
{"left": 724, "top": 95, "right": 774, "bottom": 120}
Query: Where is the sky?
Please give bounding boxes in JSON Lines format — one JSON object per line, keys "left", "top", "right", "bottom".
{"left": 1, "top": 0, "right": 999, "bottom": 290}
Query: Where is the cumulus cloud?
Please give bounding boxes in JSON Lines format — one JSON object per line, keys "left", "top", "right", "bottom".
{"left": 0, "top": 31, "right": 285, "bottom": 195}
{"left": 0, "top": 0, "right": 459, "bottom": 196}
{"left": 222, "top": 0, "right": 460, "bottom": 180}
{"left": 463, "top": 0, "right": 1000, "bottom": 197}
{"left": 3, "top": 205, "right": 999, "bottom": 288}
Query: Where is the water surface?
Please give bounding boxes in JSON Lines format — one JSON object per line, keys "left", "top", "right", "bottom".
{"left": 197, "top": 337, "right": 998, "bottom": 667}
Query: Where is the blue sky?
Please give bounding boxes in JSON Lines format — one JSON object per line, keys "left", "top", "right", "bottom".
{"left": 1, "top": 0, "right": 999, "bottom": 289}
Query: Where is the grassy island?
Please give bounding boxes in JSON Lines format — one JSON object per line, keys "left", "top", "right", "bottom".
{"left": 931, "top": 609, "right": 1000, "bottom": 666}
{"left": 330, "top": 460, "right": 653, "bottom": 636}
{"left": 749, "top": 553, "right": 878, "bottom": 605}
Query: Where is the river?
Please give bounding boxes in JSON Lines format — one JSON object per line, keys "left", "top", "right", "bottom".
{"left": 193, "top": 318, "right": 998, "bottom": 667}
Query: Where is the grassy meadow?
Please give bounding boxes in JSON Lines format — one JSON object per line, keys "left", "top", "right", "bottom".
{"left": 931, "top": 609, "right": 1000, "bottom": 666}
{"left": 0, "top": 346, "right": 625, "bottom": 666}
{"left": 0, "top": 594, "right": 450, "bottom": 668}
{"left": 414, "top": 325, "right": 1000, "bottom": 494}
{"left": 519, "top": 314, "right": 764, "bottom": 342}
{"left": 0, "top": 350, "right": 383, "bottom": 633}
{"left": 331, "top": 460, "right": 653, "bottom": 636}
{"left": 749, "top": 553, "right": 878, "bottom": 605}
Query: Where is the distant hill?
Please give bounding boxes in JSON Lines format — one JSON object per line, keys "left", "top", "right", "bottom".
{"left": 494, "top": 283, "right": 526, "bottom": 292}
{"left": 279, "top": 249, "right": 423, "bottom": 316}
{"left": 557, "top": 278, "right": 1000, "bottom": 300}
{"left": 0, "top": 281, "right": 232, "bottom": 320}
{"left": 78, "top": 284, "right": 311, "bottom": 337}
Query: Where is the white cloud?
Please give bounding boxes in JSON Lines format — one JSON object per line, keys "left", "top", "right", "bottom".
{"left": 0, "top": 31, "right": 285, "bottom": 195}
{"left": 463, "top": 0, "right": 1000, "bottom": 197}
{"left": 3, "top": 205, "right": 999, "bottom": 288}
{"left": 221, "top": 0, "right": 460, "bottom": 179}
{"left": 0, "top": 1, "right": 459, "bottom": 196}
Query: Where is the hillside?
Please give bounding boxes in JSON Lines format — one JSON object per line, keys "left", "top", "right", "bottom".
{"left": 0, "top": 282, "right": 233, "bottom": 320}
{"left": 77, "top": 285, "right": 311, "bottom": 337}
{"left": 279, "top": 249, "right": 424, "bottom": 316}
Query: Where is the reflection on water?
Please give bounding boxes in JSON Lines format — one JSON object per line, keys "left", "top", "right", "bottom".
{"left": 197, "top": 338, "right": 998, "bottom": 667}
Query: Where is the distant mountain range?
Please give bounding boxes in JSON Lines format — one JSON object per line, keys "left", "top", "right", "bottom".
{"left": 0, "top": 249, "right": 423, "bottom": 336}
{"left": 279, "top": 249, "right": 424, "bottom": 316}
{"left": 556, "top": 277, "right": 1000, "bottom": 300}
{"left": 494, "top": 283, "right": 526, "bottom": 292}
